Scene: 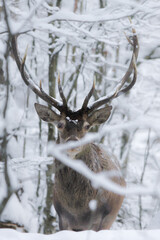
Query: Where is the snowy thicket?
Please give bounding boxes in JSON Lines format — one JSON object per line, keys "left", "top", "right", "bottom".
{"left": 0, "top": 0, "right": 160, "bottom": 236}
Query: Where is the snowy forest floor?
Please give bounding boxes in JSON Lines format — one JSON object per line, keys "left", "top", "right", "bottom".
{"left": 1, "top": 229, "right": 160, "bottom": 240}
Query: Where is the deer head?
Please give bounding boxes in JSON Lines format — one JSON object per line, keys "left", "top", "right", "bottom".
{"left": 34, "top": 101, "right": 112, "bottom": 144}
{"left": 11, "top": 28, "right": 138, "bottom": 145}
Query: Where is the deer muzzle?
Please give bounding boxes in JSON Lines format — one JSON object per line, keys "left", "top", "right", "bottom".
{"left": 66, "top": 135, "right": 79, "bottom": 142}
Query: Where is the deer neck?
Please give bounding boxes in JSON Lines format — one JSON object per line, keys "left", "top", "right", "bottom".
{"left": 54, "top": 143, "right": 99, "bottom": 213}
{"left": 55, "top": 143, "right": 102, "bottom": 175}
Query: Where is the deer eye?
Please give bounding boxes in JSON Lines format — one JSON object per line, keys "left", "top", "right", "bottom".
{"left": 57, "top": 121, "right": 65, "bottom": 130}
{"left": 84, "top": 123, "right": 90, "bottom": 131}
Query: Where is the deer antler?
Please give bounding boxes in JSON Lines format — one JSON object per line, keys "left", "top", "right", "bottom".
{"left": 11, "top": 35, "right": 67, "bottom": 113}
{"left": 81, "top": 80, "right": 95, "bottom": 111}
{"left": 86, "top": 28, "right": 139, "bottom": 113}
{"left": 11, "top": 26, "right": 138, "bottom": 120}
{"left": 58, "top": 73, "right": 68, "bottom": 109}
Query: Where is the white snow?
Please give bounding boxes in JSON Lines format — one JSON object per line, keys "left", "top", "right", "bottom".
{"left": 89, "top": 199, "right": 97, "bottom": 211}
{"left": 0, "top": 229, "right": 160, "bottom": 240}
{"left": 1, "top": 0, "right": 160, "bottom": 235}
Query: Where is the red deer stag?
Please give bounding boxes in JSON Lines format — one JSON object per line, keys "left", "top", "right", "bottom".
{"left": 11, "top": 28, "right": 138, "bottom": 231}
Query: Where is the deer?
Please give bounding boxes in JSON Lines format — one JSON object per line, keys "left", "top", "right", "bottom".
{"left": 11, "top": 27, "right": 138, "bottom": 231}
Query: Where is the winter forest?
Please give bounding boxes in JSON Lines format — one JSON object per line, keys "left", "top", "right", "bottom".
{"left": 0, "top": 0, "right": 160, "bottom": 239}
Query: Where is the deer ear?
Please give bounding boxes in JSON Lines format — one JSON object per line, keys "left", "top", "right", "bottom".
{"left": 88, "top": 105, "right": 112, "bottom": 126}
{"left": 34, "top": 103, "right": 60, "bottom": 123}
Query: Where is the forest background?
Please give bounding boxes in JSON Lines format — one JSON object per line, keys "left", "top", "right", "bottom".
{"left": 0, "top": 0, "right": 160, "bottom": 235}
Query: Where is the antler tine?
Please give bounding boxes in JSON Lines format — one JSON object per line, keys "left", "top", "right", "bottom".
{"left": 12, "top": 35, "right": 63, "bottom": 112}
{"left": 97, "top": 54, "right": 137, "bottom": 101}
{"left": 88, "top": 27, "right": 139, "bottom": 112}
{"left": 81, "top": 80, "right": 95, "bottom": 111}
{"left": 58, "top": 73, "right": 68, "bottom": 109}
{"left": 38, "top": 79, "right": 63, "bottom": 111}
{"left": 116, "top": 54, "right": 137, "bottom": 97}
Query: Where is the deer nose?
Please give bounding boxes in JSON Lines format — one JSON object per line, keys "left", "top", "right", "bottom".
{"left": 66, "top": 136, "right": 79, "bottom": 142}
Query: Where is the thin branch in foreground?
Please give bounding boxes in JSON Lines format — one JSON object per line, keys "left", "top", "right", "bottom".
{"left": 48, "top": 142, "right": 159, "bottom": 197}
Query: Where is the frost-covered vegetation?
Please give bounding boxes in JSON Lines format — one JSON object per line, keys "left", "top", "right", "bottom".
{"left": 0, "top": 0, "right": 160, "bottom": 237}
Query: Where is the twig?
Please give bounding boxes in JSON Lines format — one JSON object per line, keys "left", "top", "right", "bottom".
{"left": 13, "top": 0, "right": 44, "bottom": 34}
{"left": 0, "top": 0, "right": 13, "bottom": 216}
{"left": 139, "top": 129, "right": 151, "bottom": 229}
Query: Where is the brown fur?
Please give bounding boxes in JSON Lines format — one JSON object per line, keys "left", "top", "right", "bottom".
{"left": 34, "top": 104, "right": 126, "bottom": 231}
{"left": 53, "top": 143, "right": 126, "bottom": 231}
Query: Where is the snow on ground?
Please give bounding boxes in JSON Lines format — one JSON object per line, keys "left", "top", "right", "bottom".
{"left": 1, "top": 229, "right": 160, "bottom": 240}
